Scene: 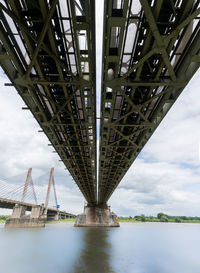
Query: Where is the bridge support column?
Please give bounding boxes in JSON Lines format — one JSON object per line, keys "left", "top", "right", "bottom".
{"left": 29, "top": 205, "right": 46, "bottom": 227}
{"left": 5, "top": 204, "right": 46, "bottom": 228}
{"left": 74, "top": 205, "right": 119, "bottom": 227}
{"left": 47, "top": 211, "right": 59, "bottom": 221}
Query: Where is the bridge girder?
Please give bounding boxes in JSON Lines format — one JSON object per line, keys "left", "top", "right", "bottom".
{"left": 98, "top": 0, "right": 200, "bottom": 204}
{"left": 0, "top": 0, "right": 200, "bottom": 206}
{"left": 0, "top": 0, "right": 97, "bottom": 204}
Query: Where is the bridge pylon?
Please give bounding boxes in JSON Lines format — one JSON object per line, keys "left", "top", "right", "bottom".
{"left": 44, "top": 168, "right": 60, "bottom": 221}
{"left": 5, "top": 168, "right": 46, "bottom": 228}
{"left": 5, "top": 168, "right": 64, "bottom": 228}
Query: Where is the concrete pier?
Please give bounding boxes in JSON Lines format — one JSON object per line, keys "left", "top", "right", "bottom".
{"left": 74, "top": 205, "right": 119, "bottom": 227}
{"left": 47, "top": 211, "right": 60, "bottom": 221}
{"left": 5, "top": 204, "right": 46, "bottom": 228}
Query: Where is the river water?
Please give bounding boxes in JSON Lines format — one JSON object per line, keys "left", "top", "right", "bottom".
{"left": 0, "top": 222, "right": 200, "bottom": 273}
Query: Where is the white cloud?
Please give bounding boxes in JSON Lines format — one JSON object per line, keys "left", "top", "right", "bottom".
{"left": 1, "top": 63, "right": 200, "bottom": 218}
{"left": 109, "top": 70, "right": 200, "bottom": 217}
{"left": 0, "top": 74, "right": 84, "bottom": 215}
{"left": 142, "top": 70, "right": 200, "bottom": 165}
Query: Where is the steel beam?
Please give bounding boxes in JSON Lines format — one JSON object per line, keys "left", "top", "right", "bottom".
{"left": 0, "top": 0, "right": 97, "bottom": 204}
{"left": 98, "top": 0, "right": 200, "bottom": 204}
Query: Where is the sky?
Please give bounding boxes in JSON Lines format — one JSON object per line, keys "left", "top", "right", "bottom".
{"left": 0, "top": 1, "right": 200, "bottom": 217}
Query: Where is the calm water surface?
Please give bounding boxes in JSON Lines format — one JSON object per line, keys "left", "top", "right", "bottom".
{"left": 0, "top": 222, "right": 200, "bottom": 273}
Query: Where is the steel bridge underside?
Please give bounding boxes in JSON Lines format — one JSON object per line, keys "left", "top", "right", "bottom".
{"left": 0, "top": 0, "right": 200, "bottom": 206}
{"left": 0, "top": 0, "right": 97, "bottom": 204}
{"left": 98, "top": 0, "right": 200, "bottom": 204}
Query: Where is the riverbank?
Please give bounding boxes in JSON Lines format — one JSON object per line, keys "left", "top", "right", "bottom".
{"left": 47, "top": 218, "right": 75, "bottom": 223}
{"left": 0, "top": 218, "right": 76, "bottom": 224}
{"left": 54, "top": 218, "right": 200, "bottom": 224}
{"left": 1, "top": 218, "right": 200, "bottom": 224}
{"left": 118, "top": 218, "right": 200, "bottom": 223}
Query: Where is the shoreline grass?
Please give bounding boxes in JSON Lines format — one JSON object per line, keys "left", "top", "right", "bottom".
{"left": 48, "top": 218, "right": 75, "bottom": 223}
{"left": 1, "top": 218, "right": 200, "bottom": 224}
{"left": 1, "top": 215, "right": 200, "bottom": 225}
{"left": 118, "top": 218, "right": 200, "bottom": 224}
{"left": 53, "top": 218, "right": 200, "bottom": 224}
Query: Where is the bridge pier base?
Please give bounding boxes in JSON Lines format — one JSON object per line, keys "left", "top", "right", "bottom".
{"left": 5, "top": 204, "right": 46, "bottom": 228}
{"left": 74, "top": 205, "right": 119, "bottom": 227}
{"left": 47, "top": 211, "right": 59, "bottom": 221}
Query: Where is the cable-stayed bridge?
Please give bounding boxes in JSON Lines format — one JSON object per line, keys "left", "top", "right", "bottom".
{"left": 0, "top": 0, "right": 199, "bottom": 226}
{"left": 0, "top": 168, "right": 75, "bottom": 227}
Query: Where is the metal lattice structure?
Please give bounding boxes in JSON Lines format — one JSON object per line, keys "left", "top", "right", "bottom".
{"left": 98, "top": 0, "right": 200, "bottom": 204}
{"left": 0, "top": 0, "right": 200, "bottom": 206}
{"left": 0, "top": 0, "right": 97, "bottom": 204}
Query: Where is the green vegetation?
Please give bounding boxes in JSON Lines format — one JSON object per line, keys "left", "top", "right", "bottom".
{"left": 118, "top": 213, "right": 200, "bottom": 223}
{"left": 174, "top": 217, "right": 181, "bottom": 223}
{"left": 119, "top": 216, "right": 159, "bottom": 223}
{"left": 0, "top": 215, "right": 9, "bottom": 223}
{"left": 140, "top": 214, "right": 146, "bottom": 222}
{"left": 58, "top": 218, "right": 75, "bottom": 222}
{"left": 48, "top": 218, "right": 75, "bottom": 223}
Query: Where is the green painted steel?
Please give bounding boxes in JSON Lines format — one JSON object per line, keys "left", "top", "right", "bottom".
{"left": 0, "top": 0, "right": 97, "bottom": 205}
{"left": 0, "top": 0, "right": 200, "bottom": 206}
{"left": 98, "top": 0, "right": 200, "bottom": 204}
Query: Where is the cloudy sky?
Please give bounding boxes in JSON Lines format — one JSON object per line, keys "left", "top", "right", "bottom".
{"left": 0, "top": 2, "right": 200, "bottom": 217}
{"left": 110, "top": 66, "right": 200, "bottom": 216}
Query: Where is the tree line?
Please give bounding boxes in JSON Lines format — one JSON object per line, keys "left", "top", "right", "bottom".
{"left": 119, "top": 213, "right": 200, "bottom": 223}
{"left": 0, "top": 215, "right": 9, "bottom": 221}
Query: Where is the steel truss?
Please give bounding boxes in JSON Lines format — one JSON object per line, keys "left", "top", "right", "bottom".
{"left": 98, "top": 0, "right": 200, "bottom": 204}
{"left": 0, "top": 0, "right": 97, "bottom": 204}
{"left": 0, "top": 0, "right": 200, "bottom": 206}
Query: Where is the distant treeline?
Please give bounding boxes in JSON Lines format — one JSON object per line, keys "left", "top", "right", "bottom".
{"left": 118, "top": 213, "right": 200, "bottom": 223}
{"left": 0, "top": 215, "right": 9, "bottom": 221}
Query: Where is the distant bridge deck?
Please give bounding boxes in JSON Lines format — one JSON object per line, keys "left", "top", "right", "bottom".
{"left": 0, "top": 197, "right": 76, "bottom": 218}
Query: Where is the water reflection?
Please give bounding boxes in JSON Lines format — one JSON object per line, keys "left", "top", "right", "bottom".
{"left": 71, "top": 228, "right": 116, "bottom": 273}
{"left": 1, "top": 223, "right": 200, "bottom": 273}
